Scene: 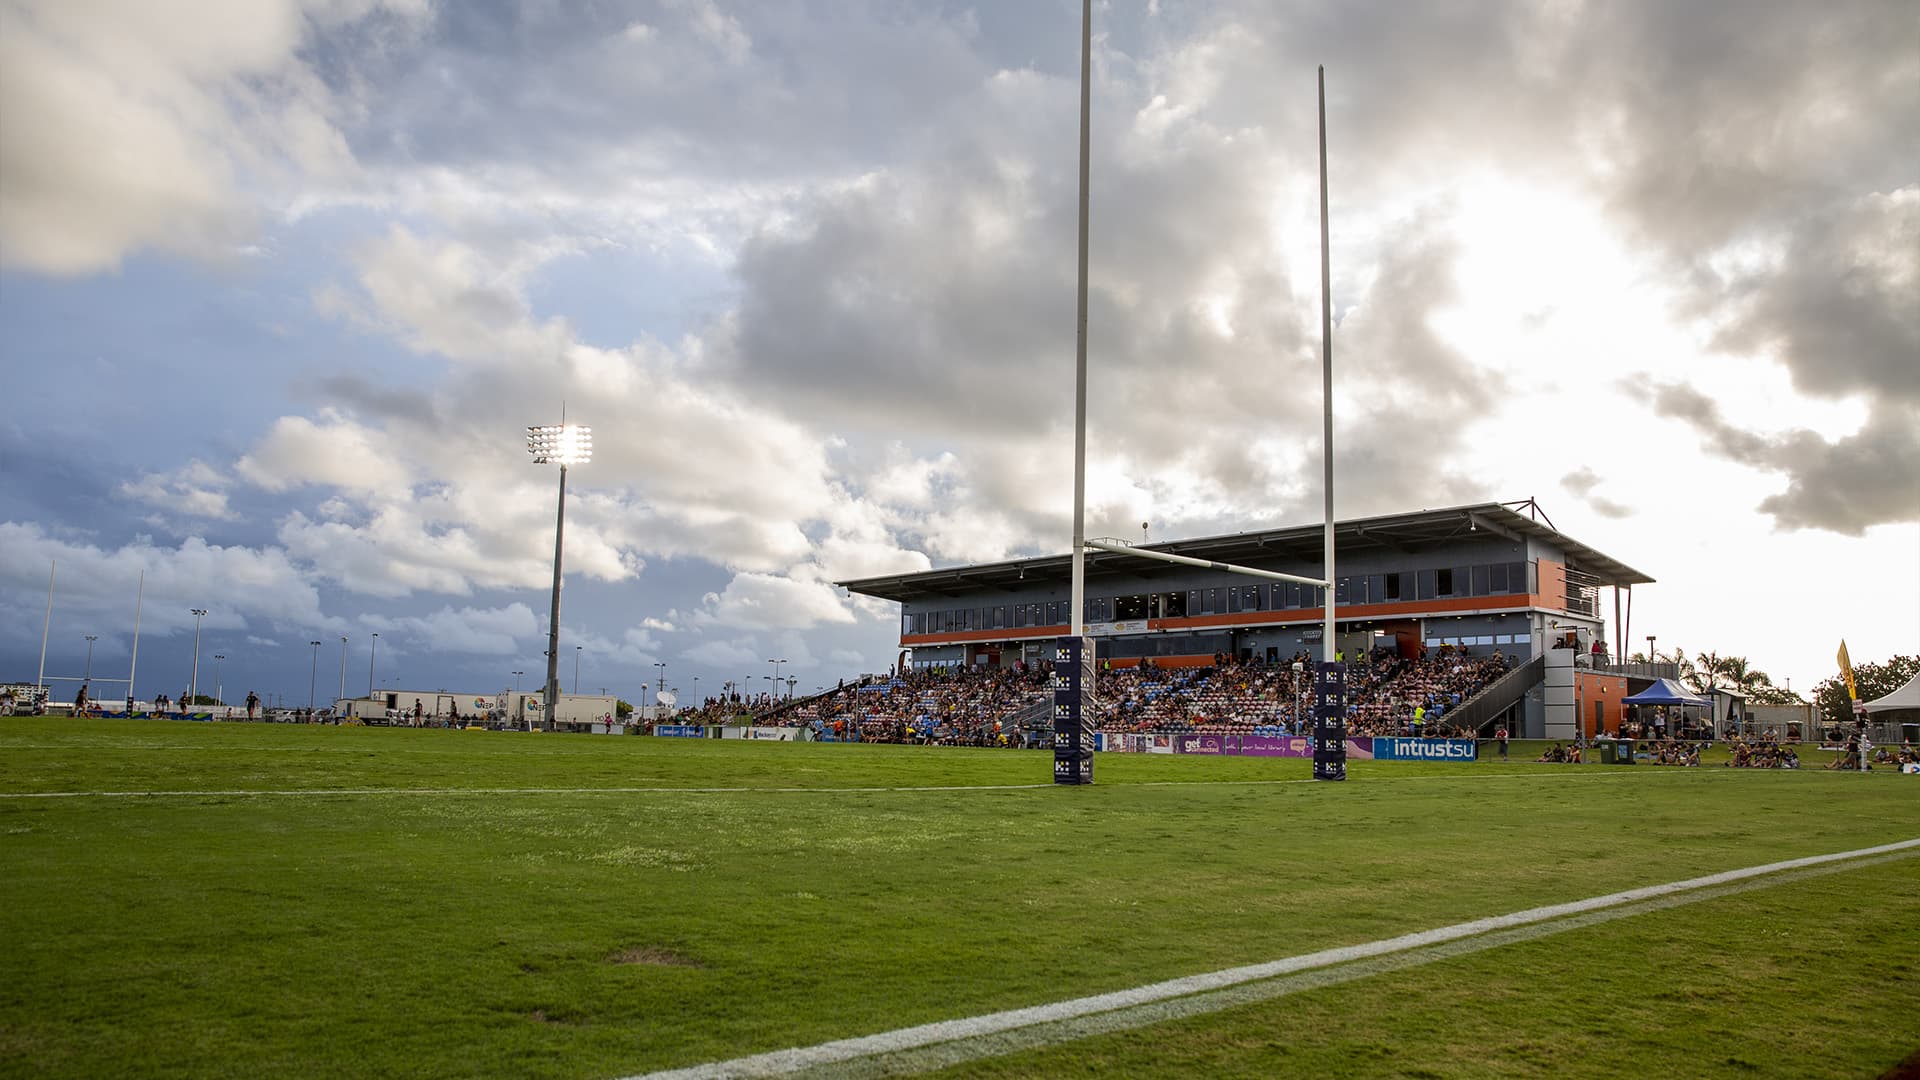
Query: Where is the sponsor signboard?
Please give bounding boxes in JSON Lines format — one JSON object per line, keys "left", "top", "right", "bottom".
{"left": 1372, "top": 737, "right": 1478, "bottom": 761}
{"left": 1174, "top": 734, "right": 1228, "bottom": 755}
{"left": 653, "top": 724, "right": 704, "bottom": 738}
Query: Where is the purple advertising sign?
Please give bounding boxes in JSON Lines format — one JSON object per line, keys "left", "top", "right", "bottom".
{"left": 1168, "top": 734, "right": 1375, "bottom": 758}
{"left": 1239, "top": 735, "right": 1314, "bottom": 758}
{"left": 1174, "top": 734, "right": 1229, "bottom": 755}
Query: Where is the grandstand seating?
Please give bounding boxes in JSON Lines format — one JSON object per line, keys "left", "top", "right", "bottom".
{"left": 748, "top": 647, "right": 1515, "bottom": 742}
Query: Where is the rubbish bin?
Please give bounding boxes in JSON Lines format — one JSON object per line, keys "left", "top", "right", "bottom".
{"left": 1615, "top": 739, "right": 1635, "bottom": 764}
{"left": 1597, "top": 741, "right": 1616, "bottom": 765}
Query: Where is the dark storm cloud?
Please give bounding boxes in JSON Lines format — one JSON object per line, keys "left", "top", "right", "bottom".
{"left": 1270, "top": 0, "right": 1919, "bottom": 531}
{"left": 1645, "top": 382, "right": 1920, "bottom": 535}
{"left": 305, "top": 374, "right": 437, "bottom": 424}
{"left": 1560, "top": 467, "right": 1631, "bottom": 520}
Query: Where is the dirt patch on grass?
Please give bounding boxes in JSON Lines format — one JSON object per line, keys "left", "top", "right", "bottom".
{"left": 608, "top": 945, "right": 701, "bottom": 967}
{"left": 527, "top": 1010, "right": 576, "bottom": 1026}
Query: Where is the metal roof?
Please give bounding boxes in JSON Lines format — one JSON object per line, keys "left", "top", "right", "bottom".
{"left": 837, "top": 502, "right": 1653, "bottom": 603}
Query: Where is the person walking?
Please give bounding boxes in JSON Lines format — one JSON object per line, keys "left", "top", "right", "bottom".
{"left": 245, "top": 691, "right": 259, "bottom": 721}
{"left": 73, "top": 682, "right": 90, "bottom": 717}
{"left": 1496, "top": 725, "right": 1509, "bottom": 760}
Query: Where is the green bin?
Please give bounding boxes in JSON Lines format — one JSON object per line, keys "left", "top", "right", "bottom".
{"left": 1614, "top": 739, "right": 1635, "bottom": 765}
{"left": 1597, "top": 741, "right": 1616, "bottom": 765}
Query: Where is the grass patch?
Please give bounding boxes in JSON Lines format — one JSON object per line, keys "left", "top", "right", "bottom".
{"left": 1, "top": 717, "right": 1913, "bottom": 1078}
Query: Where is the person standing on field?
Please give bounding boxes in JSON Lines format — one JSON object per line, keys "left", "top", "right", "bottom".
{"left": 1496, "top": 725, "right": 1509, "bottom": 760}
{"left": 246, "top": 691, "right": 259, "bottom": 721}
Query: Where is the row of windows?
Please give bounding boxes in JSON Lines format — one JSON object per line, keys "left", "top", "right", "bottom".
{"left": 1426, "top": 633, "right": 1531, "bottom": 648}
{"left": 902, "top": 561, "right": 1538, "bottom": 636}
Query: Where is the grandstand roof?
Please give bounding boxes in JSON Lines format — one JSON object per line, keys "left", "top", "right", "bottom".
{"left": 838, "top": 502, "right": 1653, "bottom": 602}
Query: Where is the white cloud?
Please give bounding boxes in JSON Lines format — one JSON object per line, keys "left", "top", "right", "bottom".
{"left": 120, "top": 460, "right": 236, "bottom": 520}
{"left": 0, "top": 0, "right": 426, "bottom": 274}
{"left": 362, "top": 602, "right": 537, "bottom": 656}
{"left": 697, "top": 573, "right": 856, "bottom": 631}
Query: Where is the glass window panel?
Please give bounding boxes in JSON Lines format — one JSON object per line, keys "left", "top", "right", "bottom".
{"left": 1471, "top": 565, "right": 1491, "bottom": 595}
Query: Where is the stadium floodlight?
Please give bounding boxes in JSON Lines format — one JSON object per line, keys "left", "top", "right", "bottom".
{"left": 308, "top": 641, "right": 322, "bottom": 714}
{"left": 213, "top": 653, "right": 225, "bottom": 706}
{"left": 84, "top": 635, "right": 98, "bottom": 683}
{"left": 338, "top": 637, "right": 349, "bottom": 702}
{"left": 189, "top": 609, "right": 207, "bottom": 707}
{"left": 368, "top": 632, "right": 379, "bottom": 696}
{"left": 528, "top": 418, "right": 591, "bottom": 727}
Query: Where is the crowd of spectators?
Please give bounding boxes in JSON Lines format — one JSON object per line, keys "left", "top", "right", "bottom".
{"left": 755, "top": 645, "right": 1517, "bottom": 745}
{"left": 777, "top": 666, "right": 1053, "bottom": 746}
{"left": 1094, "top": 646, "right": 1511, "bottom": 738}
{"left": 1724, "top": 735, "right": 1798, "bottom": 769}
{"left": 1535, "top": 742, "right": 1584, "bottom": 763}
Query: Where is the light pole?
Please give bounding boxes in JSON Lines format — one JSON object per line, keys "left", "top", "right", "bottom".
{"left": 786, "top": 676, "right": 796, "bottom": 700}
{"left": 338, "top": 636, "right": 348, "bottom": 703}
{"left": 83, "top": 635, "right": 98, "bottom": 683}
{"left": 1646, "top": 635, "right": 1656, "bottom": 669}
{"left": 513, "top": 670, "right": 525, "bottom": 693}
{"left": 189, "top": 608, "right": 207, "bottom": 706}
{"left": 768, "top": 658, "right": 787, "bottom": 694}
{"left": 692, "top": 675, "right": 699, "bottom": 704}
{"left": 654, "top": 662, "right": 667, "bottom": 694}
{"left": 574, "top": 645, "right": 582, "bottom": 694}
{"left": 308, "top": 641, "right": 321, "bottom": 714}
{"left": 213, "top": 653, "right": 225, "bottom": 705}
{"left": 527, "top": 418, "right": 592, "bottom": 727}
{"left": 368, "top": 632, "right": 379, "bottom": 696}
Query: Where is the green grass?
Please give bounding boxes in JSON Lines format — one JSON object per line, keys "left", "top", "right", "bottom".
{"left": 1, "top": 718, "right": 1914, "bottom": 1079}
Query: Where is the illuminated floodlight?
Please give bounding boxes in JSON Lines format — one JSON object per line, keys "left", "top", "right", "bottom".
{"left": 527, "top": 418, "right": 591, "bottom": 727}
{"left": 526, "top": 424, "right": 593, "bottom": 466}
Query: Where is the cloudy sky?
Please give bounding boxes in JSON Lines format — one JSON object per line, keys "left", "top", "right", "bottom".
{"left": 2, "top": 0, "right": 1915, "bottom": 709}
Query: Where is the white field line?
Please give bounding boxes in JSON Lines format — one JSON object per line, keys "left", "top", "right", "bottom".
{"left": 0, "top": 769, "right": 1680, "bottom": 800}
{"left": 796, "top": 850, "right": 1920, "bottom": 1079}
{"left": 623, "top": 838, "right": 1920, "bottom": 1080}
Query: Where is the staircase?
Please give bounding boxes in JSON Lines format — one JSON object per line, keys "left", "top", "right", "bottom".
{"left": 1450, "top": 655, "right": 1544, "bottom": 735}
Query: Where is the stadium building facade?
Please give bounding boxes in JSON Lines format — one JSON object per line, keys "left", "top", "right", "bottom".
{"left": 839, "top": 503, "right": 1654, "bottom": 739}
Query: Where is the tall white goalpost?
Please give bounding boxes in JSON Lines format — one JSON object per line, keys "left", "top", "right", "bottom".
{"left": 1055, "top": 1, "right": 1343, "bottom": 783}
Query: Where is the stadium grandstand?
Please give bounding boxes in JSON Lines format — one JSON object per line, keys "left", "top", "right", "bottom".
{"left": 824, "top": 501, "right": 1663, "bottom": 740}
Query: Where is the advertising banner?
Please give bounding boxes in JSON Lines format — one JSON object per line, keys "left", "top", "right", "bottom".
{"left": 1174, "top": 734, "right": 1228, "bottom": 755}
{"left": 1238, "top": 734, "right": 1312, "bottom": 757}
{"left": 1372, "top": 737, "right": 1478, "bottom": 761}
{"left": 654, "top": 724, "right": 705, "bottom": 738}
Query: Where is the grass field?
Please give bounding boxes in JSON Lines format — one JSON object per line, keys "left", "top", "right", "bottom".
{"left": 1, "top": 718, "right": 1915, "bottom": 1079}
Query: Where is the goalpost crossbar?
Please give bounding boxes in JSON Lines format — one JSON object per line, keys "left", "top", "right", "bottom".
{"left": 1081, "top": 539, "right": 1329, "bottom": 588}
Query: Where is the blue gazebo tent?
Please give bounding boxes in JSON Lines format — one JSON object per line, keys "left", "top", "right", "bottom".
{"left": 1622, "top": 678, "right": 1710, "bottom": 708}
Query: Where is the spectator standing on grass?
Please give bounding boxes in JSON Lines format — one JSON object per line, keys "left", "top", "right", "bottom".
{"left": 412, "top": 698, "right": 424, "bottom": 727}
{"left": 180, "top": 689, "right": 190, "bottom": 718}
{"left": 246, "top": 691, "right": 259, "bottom": 721}
{"left": 1496, "top": 725, "right": 1509, "bottom": 760}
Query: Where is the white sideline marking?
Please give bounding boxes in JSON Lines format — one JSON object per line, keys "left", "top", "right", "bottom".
{"left": 623, "top": 838, "right": 1920, "bottom": 1080}
{"left": 800, "top": 851, "right": 1920, "bottom": 1078}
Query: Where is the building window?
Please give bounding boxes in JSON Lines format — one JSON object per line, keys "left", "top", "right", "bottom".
{"left": 1384, "top": 573, "right": 1403, "bottom": 601}
{"left": 1165, "top": 591, "right": 1188, "bottom": 617}
{"left": 1489, "top": 562, "right": 1509, "bottom": 593}
{"left": 1472, "top": 565, "right": 1491, "bottom": 596}
{"left": 1239, "top": 585, "right": 1261, "bottom": 612}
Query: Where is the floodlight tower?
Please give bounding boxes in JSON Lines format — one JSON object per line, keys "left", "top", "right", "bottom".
{"left": 213, "top": 653, "right": 225, "bottom": 705}
{"left": 83, "top": 635, "right": 98, "bottom": 682}
{"left": 188, "top": 608, "right": 207, "bottom": 706}
{"left": 338, "top": 636, "right": 349, "bottom": 702}
{"left": 308, "top": 641, "right": 322, "bottom": 713}
{"left": 528, "top": 418, "right": 591, "bottom": 727}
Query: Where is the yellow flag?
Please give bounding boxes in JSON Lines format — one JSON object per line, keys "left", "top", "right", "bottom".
{"left": 1836, "top": 640, "right": 1857, "bottom": 700}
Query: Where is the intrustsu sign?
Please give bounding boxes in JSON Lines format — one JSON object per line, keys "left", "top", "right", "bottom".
{"left": 1313, "top": 660, "right": 1348, "bottom": 782}
{"left": 1052, "top": 636, "right": 1096, "bottom": 785}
